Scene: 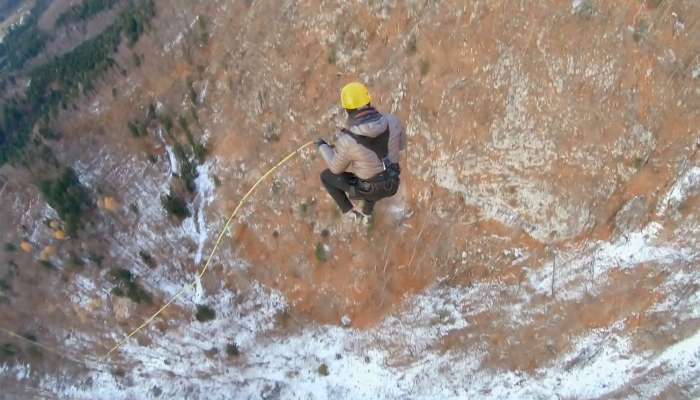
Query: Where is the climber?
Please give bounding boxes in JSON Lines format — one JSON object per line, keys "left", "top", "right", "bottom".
{"left": 317, "top": 82, "right": 406, "bottom": 219}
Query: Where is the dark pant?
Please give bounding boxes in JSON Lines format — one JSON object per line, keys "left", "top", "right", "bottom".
{"left": 320, "top": 169, "right": 375, "bottom": 214}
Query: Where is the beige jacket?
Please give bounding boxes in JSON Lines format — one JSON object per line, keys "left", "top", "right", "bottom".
{"left": 320, "top": 112, "right": 405, "bottom": 180}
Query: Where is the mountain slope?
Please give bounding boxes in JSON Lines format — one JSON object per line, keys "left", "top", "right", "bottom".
{"left": 0, "top": 0, "right": 699, "bottom": 399}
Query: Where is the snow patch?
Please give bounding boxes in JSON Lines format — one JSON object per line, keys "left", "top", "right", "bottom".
{"left": 635, "top": 328, "right": 700, "bottom": 397}
{"left": 528, "top": 222, "right": 692, "bottom": 301}
{"left": 656, "top": 166, "right": 700, "bottom": 216}
{"left": 164, "top": 145, "right": 179, "bottom": 177}
{"left": 70, "top": 275, "right": 100, "bottom": 308}
{"left": 571, "top": 0, "right": 586, "bottom": 14}
{"left": 163, "top": 32, "right": 184, "bottom": 53}
{"left": 197, "top": 80, "right": 209, "bottom": 104}
{"left": 193, "top": 163, "right": 216, "bottom": 264}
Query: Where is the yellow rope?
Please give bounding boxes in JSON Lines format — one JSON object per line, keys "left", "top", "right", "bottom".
{"left": 105, "top": 141, "right": 315, "bottom": 357}
{"left": 0, "top": 327, "right": 101, "bottom": 369}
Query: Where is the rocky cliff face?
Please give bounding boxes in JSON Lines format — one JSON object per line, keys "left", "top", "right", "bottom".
{"left": 1, "top": 0, "right": 699, "bottom": 399}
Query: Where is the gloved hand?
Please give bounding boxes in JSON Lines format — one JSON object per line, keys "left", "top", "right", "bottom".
{"left": 315, "top": 138, "right": 329, "bottom": 148}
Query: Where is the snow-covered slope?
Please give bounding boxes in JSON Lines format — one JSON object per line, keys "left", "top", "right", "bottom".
{"left": 1, "top": 1, "right": 699, "bottom": 399}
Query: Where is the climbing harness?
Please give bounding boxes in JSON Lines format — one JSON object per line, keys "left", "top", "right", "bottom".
{"left": 341, "top": 126, "right": 401, "bottom": 200}
{"left": 355, "top": 163, "right": 400, "bottom": 200}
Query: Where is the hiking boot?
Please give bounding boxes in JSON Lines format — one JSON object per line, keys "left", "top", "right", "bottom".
{"left": 342, "top": 209, "right": 370, "bottom": 225}
{"left": 352, "top": 209, "right": 372, "bottom": 225}
{"left": 360, "top": 200, "right": 375, "bottom": 216}
{"left": 343, "top": 210, "right": 361, "bottom": 224}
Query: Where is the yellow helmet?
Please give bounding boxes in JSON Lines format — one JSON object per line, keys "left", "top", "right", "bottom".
{"left": 340, "top": 82, "right": 371, "bottom": 110}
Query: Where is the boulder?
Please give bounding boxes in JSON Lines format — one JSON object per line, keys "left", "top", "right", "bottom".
{"left": 19, "top": 240, "right": 33, "bottom": 253}
{"left": 98, "top": 196, "right": 120, "bottom": 212}
{"left": 112, "top": 296, "right": 135, "bottom": 322}
{"left": 614, "top": 196, "right": 647, "bottom": 236}
{"left": 40, "top": 245, "right": 57, "bottom": 261}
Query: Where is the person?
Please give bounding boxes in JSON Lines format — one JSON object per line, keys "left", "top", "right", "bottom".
{"left": 317, "top": 82, "right": 406, "bottom": 220}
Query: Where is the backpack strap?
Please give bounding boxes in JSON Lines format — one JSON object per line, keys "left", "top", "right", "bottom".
{"left": 341, "top": 127, "right": 390, "bottom": 165}
{"left": 347, "top": 106, "right": 383, "bottom": 127}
